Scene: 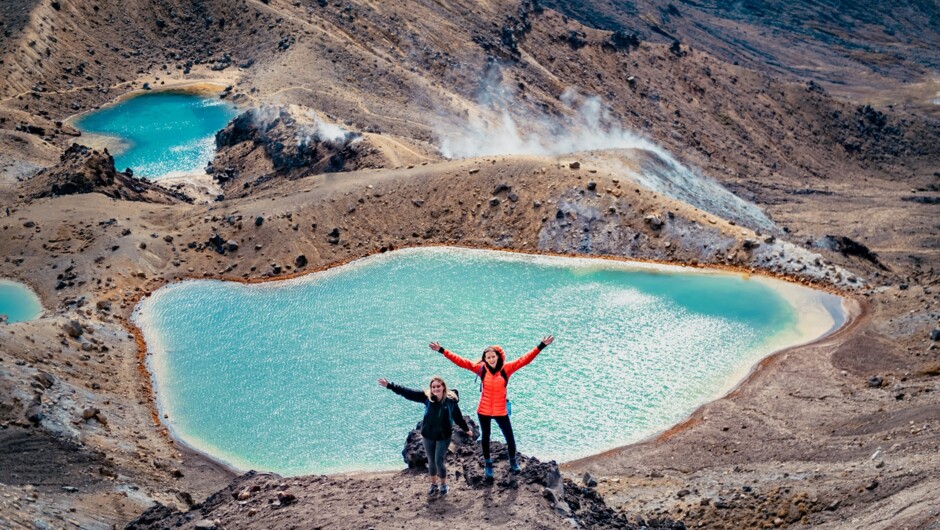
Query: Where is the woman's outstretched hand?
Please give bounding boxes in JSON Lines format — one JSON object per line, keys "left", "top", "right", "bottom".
{"left": 541, "top": 335, "right": 554, "bottom": 346}
{"left": 429, "top": 341, "right": 442, "bottom": 352}
{"left": 378, "top": 378, "right": 389, "bottom": 388}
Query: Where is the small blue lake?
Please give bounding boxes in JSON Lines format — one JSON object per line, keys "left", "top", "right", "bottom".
{"left": 73, "top": 91, "right": 237, "bottom": 179}
{"left": 0, "top": 280, "right": 43, "bottom": 323}
{"left": 135, "top": 248, "right": 846, "bottom": 475}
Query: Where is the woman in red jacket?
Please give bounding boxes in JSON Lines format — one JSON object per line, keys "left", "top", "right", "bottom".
{"left": 430, "top": 335, "right": 553, "bottom": 478}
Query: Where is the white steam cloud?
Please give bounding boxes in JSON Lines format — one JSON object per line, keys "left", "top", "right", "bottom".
{"left": 439, "top": 88, "right": 666, "bottom": 159}
{"left": 436, "top": 86, "right": 776, "bottom": 232}
{"left": 248, "top": 106, "right": 359, "bottom": 147}
{"left": 310, "top": 112, "right": 356, "bottom": 144}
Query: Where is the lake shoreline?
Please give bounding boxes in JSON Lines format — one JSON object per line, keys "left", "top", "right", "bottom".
{"left": 562, "top": 295, "right": 864, "bottom": 470}
{"left": 64, "top": 81, "right": 237, "bottom": 180}
{"left": 0, "top": 277, "right": 45, "bottom": 322}
{"left": 130, "top": 245, "right": 855, "bottom": 478}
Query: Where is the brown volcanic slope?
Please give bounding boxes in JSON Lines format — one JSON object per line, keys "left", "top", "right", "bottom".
{"left": 540, "top": 0, "right": 940, "bottom": 114}
{"left": 3, "top": 0, "right": 938, "bottom": 270}
{"left": 0, "top": 1, "right": 939, "bottom": 529}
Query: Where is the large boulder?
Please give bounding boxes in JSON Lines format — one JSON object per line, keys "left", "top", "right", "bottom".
{"left": 63, "top": 319, "right": 83, "bottom": 338}
{"left": 401, "top": 416, "right": 478, "bottom": 469}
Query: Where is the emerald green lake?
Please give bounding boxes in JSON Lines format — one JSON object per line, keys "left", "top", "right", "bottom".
{"left": 0, "top": 280, "right": 42, "bottom": 323}
{"left": 135, "top": 247, "right": 845, "bottom": 475}
{"left": 73, "top": 91, "right": 237, "bottom": 179}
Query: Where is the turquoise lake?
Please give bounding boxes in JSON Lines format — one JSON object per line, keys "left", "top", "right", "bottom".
{"left": 135, "top": 248, "right": 846, "bottom": 475}
{"left": 0, "top": 279, "right": 43, "bottom": 323}
{"left": 73, "top": 91, "right": 237, "bottom": 179}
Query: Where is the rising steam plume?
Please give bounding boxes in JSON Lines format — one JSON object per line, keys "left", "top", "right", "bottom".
{"left": 436, "top": 86, "right": 776, "bottom": 233}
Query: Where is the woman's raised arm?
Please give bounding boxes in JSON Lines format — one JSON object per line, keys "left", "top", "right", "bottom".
{"left": 430, "top": 342, "right": 478, "bottom": 372}
{"left": 380, "top": 379, "right": 428, "bottom": 404}
{"left": 504, "top": 335, "right": 554, "bottom": 375}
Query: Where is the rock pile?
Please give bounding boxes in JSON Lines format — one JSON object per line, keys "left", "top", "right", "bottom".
{"left": 125, "top": 419, "right": 686, "bottom": 529}
{"left": 26, "top": 144, "right": 191, "bottom": 204}
{"left": 212, "top": 106, "right": 373, "bottom": 190}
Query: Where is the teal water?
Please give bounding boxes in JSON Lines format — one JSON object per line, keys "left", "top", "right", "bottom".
{"left": 135, "top": 248, "right": 845, "bottom": 475}
{"left": 73, "top": 91, "right": 237, "bottom": 179}
{"left": 0, "top": 280, "right": 43, "bottom": 323}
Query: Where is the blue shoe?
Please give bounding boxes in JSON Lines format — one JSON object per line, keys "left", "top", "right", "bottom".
{"left": 510, "top": 457, "right": 521, "bottom": 474}
{"left": 484, "top": 459, "right": 494, "bottom": 480}
{"left": 428, "top": 484, "right": 439, "bottom": 496}
{"left": 439, "top": 484, "right": 449, "bottom": 496}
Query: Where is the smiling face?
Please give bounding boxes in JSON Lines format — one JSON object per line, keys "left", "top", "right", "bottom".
{"left": 484, "top": 349, "right": 499, "bottom": 368}
{"left": 430, "top": 379, "right": 445, "bottom": 400}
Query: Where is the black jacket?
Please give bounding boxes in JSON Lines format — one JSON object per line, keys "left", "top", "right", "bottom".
{"left": 387, "top": 382, "right": 470, "bottom": 441}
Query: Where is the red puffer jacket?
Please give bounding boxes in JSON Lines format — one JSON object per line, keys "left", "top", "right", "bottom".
{"left": 441, "top": 344, "right": 542, "bottom": 416}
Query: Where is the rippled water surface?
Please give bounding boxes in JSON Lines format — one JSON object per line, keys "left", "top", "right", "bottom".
{"left": 73, "top": 91, "right": 237, "bottom": 179}
{"left": 136, "top": 248, "right": 845, "bottom": 475}
{"left": 0, "top": 280, "right": 42, "bottom": 323}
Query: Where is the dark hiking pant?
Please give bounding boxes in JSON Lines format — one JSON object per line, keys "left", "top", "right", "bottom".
{"left": 422, "top": 438, "right": 449, "bottom": 478}
{"left": 478, "top": 414, "right": 516, "bottom": 461}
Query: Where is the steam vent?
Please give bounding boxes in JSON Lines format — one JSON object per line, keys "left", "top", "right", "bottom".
{"left": 1, "top": 1, "right": 938, "bottom": 529}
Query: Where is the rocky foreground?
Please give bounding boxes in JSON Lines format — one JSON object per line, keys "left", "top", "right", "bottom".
{"left": 126, "top": 421, "right": 686, "bottom": 530}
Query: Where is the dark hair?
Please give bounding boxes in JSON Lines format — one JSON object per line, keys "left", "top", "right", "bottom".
{"left": 480, "top": 346, "right": 504, "bottom": 373}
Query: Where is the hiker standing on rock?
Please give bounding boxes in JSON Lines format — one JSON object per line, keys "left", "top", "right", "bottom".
{"left": 431, "top": 335, "right": 554, "bottom": 479}
{"left": 379, "top": 376, "right": 471, "bottom": 497}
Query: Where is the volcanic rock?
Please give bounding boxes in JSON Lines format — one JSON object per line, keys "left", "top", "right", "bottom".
{"left": 645, "top": 215, "right": 664, "bottom": 229}
{"left": 64, "top": 320, "right": 83, "bottom": 338}
{"left": 327, "top": 227, "right": 340, "bottom": 244}
{"left": 26, "top": 144, "right": 189, "bottom": 203}
{"left": 33, "top": 372, "right": 55, "bottom": 389}
{"left": 213, "top": 106, "right": 368, "bottom": 185}
{"left": 818, "top": 235, "right": 886, "bottom": 269}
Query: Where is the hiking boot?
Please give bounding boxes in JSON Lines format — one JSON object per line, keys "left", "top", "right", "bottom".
{"left": 428, "top": 484, "right": 439, "bottom": 496}
{"left": 439, "top": 484, "right": 449, "bottom": 496}
{"left": 484, "top": 459, "right": 494, "bottom": 480}
{"left": 509, "top": 457, "right": 521, "bottom": 474}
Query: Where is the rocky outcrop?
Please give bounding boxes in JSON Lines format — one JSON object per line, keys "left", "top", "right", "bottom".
{"left": 124, "top": 421, "right": 685, "bottom": 530}
{"left": 816, "top": 235, "right": 888, "bottom": 270}
{"left": 211, "top": 106, "right": 381, "bottom": 195}
{"left": 26, "top": 144, "right": 191, "bottom": 204}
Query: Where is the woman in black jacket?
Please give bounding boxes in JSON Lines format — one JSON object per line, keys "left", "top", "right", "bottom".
{"left": 379, "top": 376, "right": 471, "bottom": 496}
